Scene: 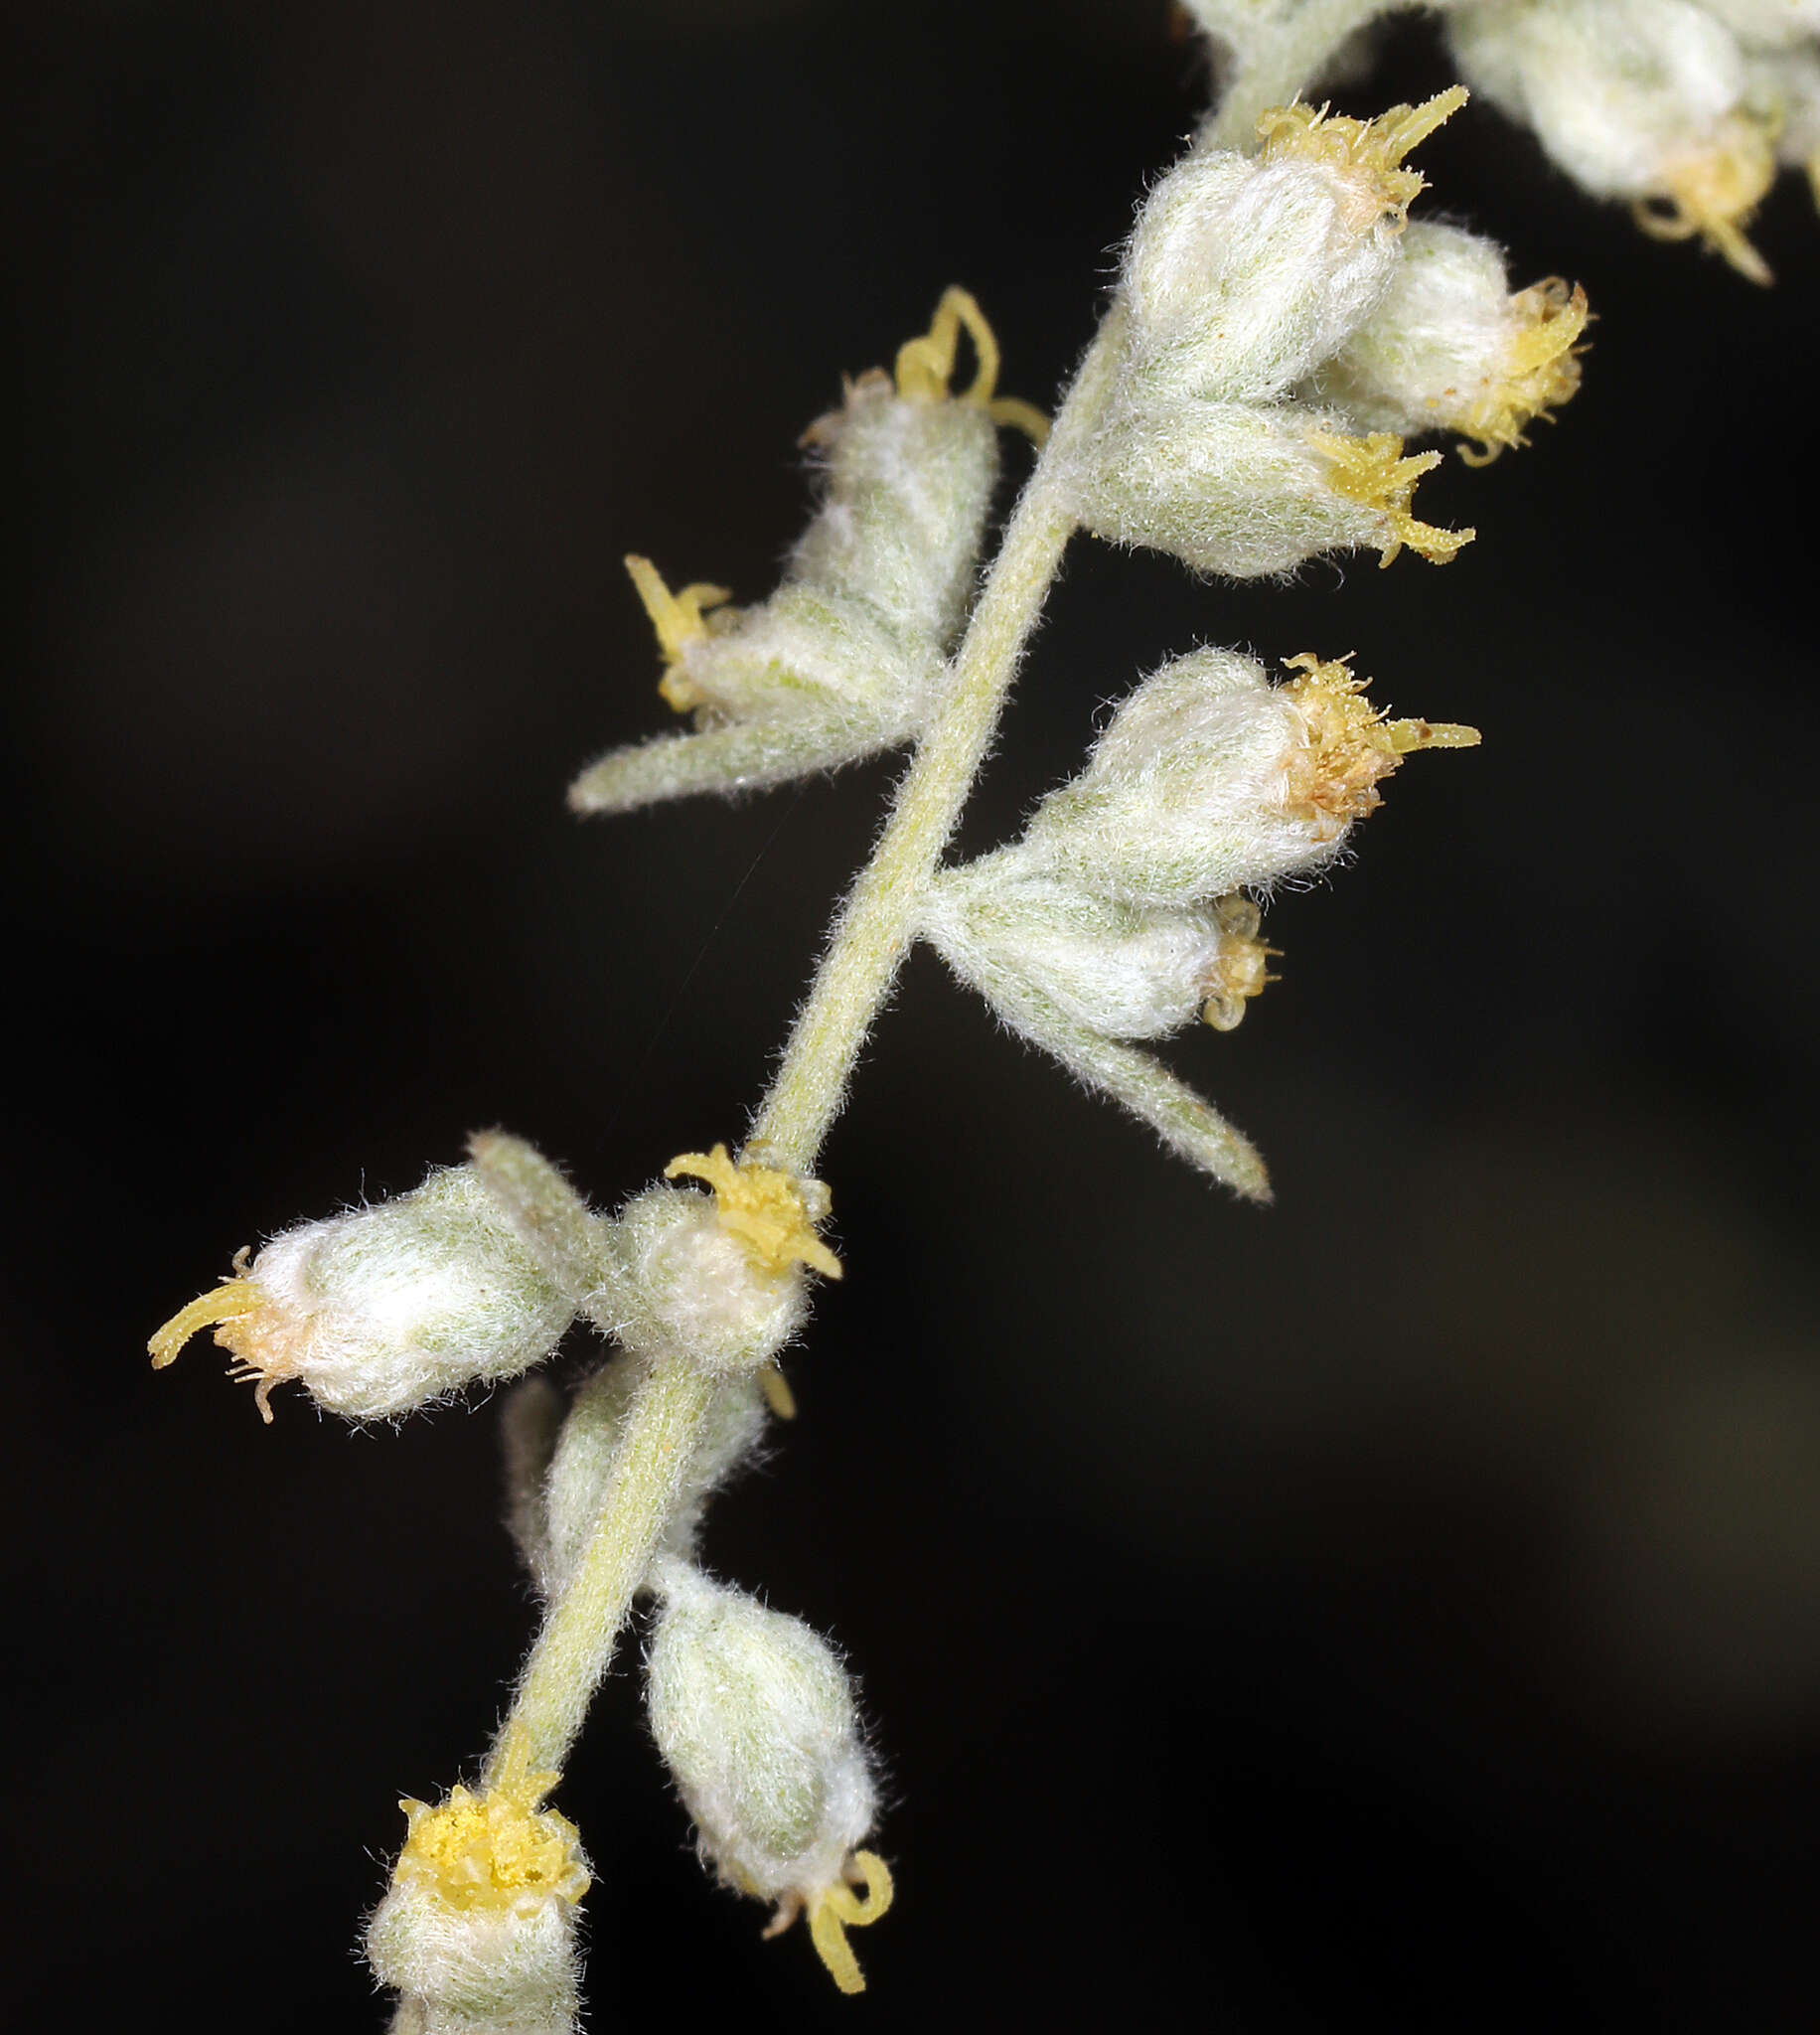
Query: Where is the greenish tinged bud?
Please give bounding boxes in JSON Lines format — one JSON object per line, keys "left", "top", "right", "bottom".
{"left": 646, "top": 1567, "right": 876, "bottom": 1911}
{"left": 503, "top": 1356, "right": 768, "bottom": 1599}
{"left": 924, "top": 855, "right": 1271, "bottom": 1041}
{"left": 605, "top": 1183, "right": 808, "bottom": 1373}
{"left": 149, "top": 1153, "right": 596, "bottom": 1422}
{"left": 1301, "top": 221, "right": 1588, "bottom": 462}
{"left": 1446, "top": 0, "right": 1778, "bottom": 281}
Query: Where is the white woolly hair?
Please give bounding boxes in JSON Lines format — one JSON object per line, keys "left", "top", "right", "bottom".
{"left": 1123, "top": 144, "right": 1404, "bottom": 405}
{"left": 607, "top": 1184, "right": 806, "bottom": 1374}
{"left": 502, "top": 1358, "right": 770, "bottom": 1600}
{"left": 1304, "top": 220, "right": 1521, "bottom": 436}
{"left": 646, "top": 1566, "right": 876, "bottom": 1905}
{"left": 924, "top": 859, "right": 1235, "bottom": 1041}
{"left": 1447, "top": 0, "right": 1750, "bottom": 196}
{"left": 367, "top": 1880, "right": 580, "bottom": 2035}
{"left": 1024, "top": 648, "right": 1341, "bottom": 905}
{"left": 1705, "top": 0, "right": 1820, "bottom": 50}
{"left": 246, "top": 1167, "right": 576, "bottom": 1422}
{"left": 1066, "top": 392, "right": 1399, "bottom": 578}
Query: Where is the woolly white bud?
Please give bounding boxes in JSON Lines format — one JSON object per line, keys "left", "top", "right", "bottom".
{"left": 924, "top": 858, "right": 1275, "bottom": 1039}
{"left": 1304, "top": 221, "right": 1589, "bottom": 460}
{"left": 571, "top": 289, "right": 1044, "bottom": 814}
{"left": 1446, "top": 0, "right": 1778, "bottom": 280}
{"left": 646, "top": 1566, "right": 890, "bottom": 1991}
{"left": 507, "top": 1356, "right": 769, "bottom": 1598}
{"left": 149, "top": 1152, "right": 595, "bottom": 1421}
{"left": 1679, "top": 0, "right": 1820, "bottom": 53}
{"left": 367, "top": 1735, "right": 589, "bottom": 2035}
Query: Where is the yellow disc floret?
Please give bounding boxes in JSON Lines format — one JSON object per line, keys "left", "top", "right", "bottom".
{"left": 1310, "top": 430, "right": 1475, "bottom": 566}
{"left": 1279, "top": 652, "right": 1480, "bottom": 837}
{"left": 623, "top": 554, "right": 736, "bottom": 712}
{"left": 893, "top": 285, "right": 1049, "bottom": 443}
{"left": 1200, "top": 894, "right": 1281, "bottom": 1032}
{"left": 1459, "top": 277, "right": 1590, "bottom": 466}
{"left": 1257, "top": 85, "right": 1469, "bottom": 232}
{"left": 1634, "top": 111, "right": 1777, "bottom": 286}
{"left": 148, "top": 1262, "right": 300, "bottom": 1424}
{"left": 665, "top": 1143, "right": 842, "bottom": 1282}
{"left": 394, "top": 1730, "right": 590, "bottom": 1918}
{"left": 772, "top": 1850, "right": 892, "bottom": 1995}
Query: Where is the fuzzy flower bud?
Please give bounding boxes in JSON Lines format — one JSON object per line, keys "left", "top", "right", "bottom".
{"left": 604, "top": 1146, "right": 838, "bottom": 1373}
{"left": 1446, "top": 0, "right": 1780, "bottom": 281}
{"left": 504, "top": 1356, "right": 770, "bottom": 1599}
{"left": 570, "top": 289, "right": 1042, "bottom": 815}
{"left": 924, "top": 860, "right": 1277, "bottom": 1041}
{"left": 1021, "top": 647, "right": 1479, "bottom": 910}
{"left": 646, "top": 1564, "right": 890, "bottom": 1993}
{"left": 367, "top": 1729, "right": 589, "bottom": 2035}
{"left": 148, "top": 1144, "right": 597, "bottom": 1421}
{"left": 1304, "top": 220, "right": 1589, "bottom": 461}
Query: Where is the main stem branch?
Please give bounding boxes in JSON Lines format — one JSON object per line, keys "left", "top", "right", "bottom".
{"left": 491, "top": 315, "right": 1124, "bottom": 1781}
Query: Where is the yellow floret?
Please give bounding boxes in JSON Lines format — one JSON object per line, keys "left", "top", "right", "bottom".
{"left": 395, "top": 1729, "right": 590, "bottom": 1917}
{"left": 1279, "top": 652, "right": 1480, "bottom": 838}
{"left": 893, "top": 285, "right": 1049, "bottom": 443}
{"left": 1459, "top": 278, "right": 1590, "bottom": 465}
{"left": 1256, "top": 85, "right": 1468, "bottom": 232}
{"left": 622, "top": 554, "right": 735, "bottom": 712}
{"left": 1634, "top": 112, "right": 1777, "bottom": 285}
{"left": 665, "top": 1143, "right": 842, "bottom": 1282}
{"left": 1309, "top": 430, "right": 1475, "bottom": 566}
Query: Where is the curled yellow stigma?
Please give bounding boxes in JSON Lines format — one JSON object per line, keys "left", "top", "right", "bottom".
{"left": 893, "top": 285, "right": 1049, "bottom": 443}
{"left": 1634, "top": 113, "right": 1777, "bottom": 285}
{"left": 665, "top": 1143, "right": 842, "bottom": 1282}
{"left": 147, "top": 1263, "right": 298, "bottom": 1424}
{"left": 395, "top": 1728, "right": 589, "bottom": 1917}
{"left": 1200, "top": 894, "right": 1281, "bottom": 1033}
{"left": 1257, "top": 85, "right": 1468, "bottom": 231}
{"left": 623, "top": 554, "right": 734, "bottom": 712}
{"left": 1280, "top": 652, "right": 1480, "bottom": 837}
{"left": 782, "top": 1851, "right": 892, "bottom": 1995}
{"left": 1310, "top": 429, "right": 1474, "bottom": 566}
{"left": 1458, "top": 277, "right": 1590, "bottom": 466}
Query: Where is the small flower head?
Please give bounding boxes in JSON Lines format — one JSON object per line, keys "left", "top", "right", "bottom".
{"left": 647, "top": 1566, "right": 887, "bottom": 1991}
{"left": 148, "top": 1160, "right": 585, "bottom": 1422}
{"left": 367, "top": 1729, "right": 589, "bottom": 2034}
{"left": 1279, "top": 652, "right": 1481, "bottom": 838}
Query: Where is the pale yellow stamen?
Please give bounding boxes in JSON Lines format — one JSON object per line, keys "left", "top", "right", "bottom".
{"left": 623, "top": 554, "right": 735, "bottom": 712}
{"left": 1280, "top": 652, "right": 1479, "bottom": 838}
{"left": 148, "top": 1268, "right": 299, "bottom": 1424}
{"left": 893, "top": 286, "right": 1050, "bottom": 443}
{"left": 396, "top": 1727, "right": 589, "bottom": 1916}
{"left": 1200, "top": 894, "right": 1282, "bottom": 1032}
{"left": 1634, "top": 114, "right": 1777, "bottom": 285}
{"left": 787, "top": 1851, "right": 893, "bottom": 1995}
{"left": 1310, "top": 430, "right": 1474, "bottom": 566}
{"left": 1458, "top": 278, "right": 1590, "bottom": 466}
{"left": 665, "top": 1143, "right": 842, "bottom": 1282}
{"left": 759, "top": 1364, "right": 798, "bottom": 1420}
{"left": 1257, "top": 86, "right": 1468, "bottom": 231}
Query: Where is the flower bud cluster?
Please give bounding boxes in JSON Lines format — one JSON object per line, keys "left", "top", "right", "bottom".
{"left": 570, "top": 289, "right": 1043, "bottom": 815}
{"left": 645, "top": 1562, "right": 891, "bottom": 1993}
{"left": 367, "top": 1730, "right": 590, "bottom": 2035}
{"left": 147, "top": 1136, "right": 604, "bottom": 1422}
{"left": 923, "top": 647, "right": 1476, "bottom": 1191}
{"left": 1445, "top": 0, "right": 1820, "bottom": 283}
{"left": 1066, "top": 87, "right": 1588, "bottom": 574}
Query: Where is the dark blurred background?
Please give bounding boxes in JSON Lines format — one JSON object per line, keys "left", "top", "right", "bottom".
{"left": 10, "top": 2, "right": 1820, "bottom": 2027}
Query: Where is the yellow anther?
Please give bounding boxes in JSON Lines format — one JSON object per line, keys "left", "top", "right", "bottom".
{"left": 1458, "top": 277, "right": 1590, "bottom": 465}
{"left": 1257, "top": 85, "right": 1468, "bottom": 230}
{"left": 805, "top": 1851, "right": 894, "bottom": 1995}
{"left": 1200, "top": 894, "right": 1281, "bottom": 1032}
{"left": 148, "top": 1268, "right": 298, "bottom": 1424}
{"left": 664, "top": 1143, "right": 842, "bottom": 1282}
{"left": 396, "top": 1728, "right": 589, "bottom": 1916}
{"left": 1279, "top": 652, "right": 1480, "bottom": 838}
{"left": 623, "top": 554, "right": 734, "bottom": 712}
{"left": 1634, "top": 113, "right": 1777, "bottom": 285}
{"left": 1310, "top": 429, "right": 1474, "bottom": 566}
{"left": 759, "top": 1364, "right": 798, "bottom": 1420}
{"left": 893, "top": 286, "right": 1049, "bottom": 443}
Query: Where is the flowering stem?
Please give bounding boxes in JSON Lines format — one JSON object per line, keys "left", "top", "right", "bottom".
{"left": 750, "top": 308, "right": 1127, "bottom": 1174}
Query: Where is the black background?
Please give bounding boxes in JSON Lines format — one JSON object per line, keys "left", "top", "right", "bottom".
{"left": 11, "top": 3, "right": 1820, "bottom": 2028}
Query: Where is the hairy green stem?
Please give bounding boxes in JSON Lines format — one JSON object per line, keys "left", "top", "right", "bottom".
{"left": 1203, "top": 0, "right": 1411, "bottom": 151}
